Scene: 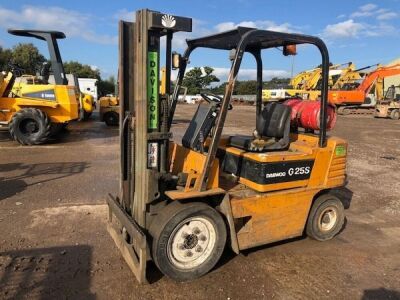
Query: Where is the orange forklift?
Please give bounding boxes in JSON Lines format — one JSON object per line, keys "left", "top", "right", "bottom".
{"left": 106, "top": 9, "right": 348, "bottom": 283}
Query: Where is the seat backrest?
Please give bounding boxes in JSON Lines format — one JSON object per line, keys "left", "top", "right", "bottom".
{"left": 182, "top": 102, "right": 218, "bottom": 151}
{"left": 256, "top": 102, "right": 291, "bottom": 138}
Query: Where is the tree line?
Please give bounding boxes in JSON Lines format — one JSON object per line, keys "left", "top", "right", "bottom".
{"left": 181, "top": 67, "right": 290, "bottom": 95}
{"left": 0, "top": 43, "right": 115, "bottom": 96}
{"left": 0, "top": 44, "right": 290, "bottom": 96}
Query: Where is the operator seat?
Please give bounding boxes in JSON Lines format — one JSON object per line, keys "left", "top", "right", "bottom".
{"left": 228, "top": 102, "right": 291, "bottom": 152}
{"left": 182, "top": 102, "right": 219, "bottom": 151}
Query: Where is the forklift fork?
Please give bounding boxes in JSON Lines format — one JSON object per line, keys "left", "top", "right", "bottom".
{"left": 106, "top": 194, "right": 148, "bottom": 283}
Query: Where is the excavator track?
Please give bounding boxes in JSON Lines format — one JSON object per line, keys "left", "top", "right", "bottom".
{"left": 337, "top": 106, "right": 375, "bottom": 115}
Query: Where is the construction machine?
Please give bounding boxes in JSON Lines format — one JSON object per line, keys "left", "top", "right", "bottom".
{"left": 99, "top": 95, "right": 119, "bottom": 126}
{"left": 99, "top": 68, "right": 168, "bottom": 126}
{"left": 374, "top": 85, "right": 400, "bottom": 120}
{"left": 64, "top": 74, "right": 96, "bottom": 120}
{"left": 331, "top": 63, "right": 378, "bottom": 90}
{"left": 329, "top": 64, "right": 400, "bottom": 115}
{"left": 106, "top": 9, "right": 348, "bottom": 283}
{"left": 263, "top": 62, "right": 350, "bottom": 101}
{"left": 0, "top": 29, "right": 78, "bottom": 145}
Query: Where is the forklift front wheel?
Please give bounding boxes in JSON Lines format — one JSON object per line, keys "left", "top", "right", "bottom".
{"left": 150, "top": 202, "right": 227, "bottom": 281}
{"left": 306, "top": 194, "right": 345, "bottom": 241}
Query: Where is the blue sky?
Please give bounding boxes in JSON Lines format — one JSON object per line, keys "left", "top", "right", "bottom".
{"left": 0, "top": 0, "right": 399, "bottom": 81}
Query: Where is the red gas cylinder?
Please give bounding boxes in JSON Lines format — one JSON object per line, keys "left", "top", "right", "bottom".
{"left": 283, "top": 99, "right": 337, "bottom": 130}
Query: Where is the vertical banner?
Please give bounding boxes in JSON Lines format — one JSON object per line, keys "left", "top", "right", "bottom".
{"left": 147, "top": 51, "right": 159, "bottom": 130}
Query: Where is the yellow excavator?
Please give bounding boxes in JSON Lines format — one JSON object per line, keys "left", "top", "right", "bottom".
{"left": 0, "top": 29, "right": 78, "bottom": 145}
{"left": 263, "top": 62, "right": 351, "bottom": 101}
{"left": 331, "top": 63, "right": 379, "bottom": 90}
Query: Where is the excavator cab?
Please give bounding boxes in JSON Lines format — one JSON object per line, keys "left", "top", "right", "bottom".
{"left": 1, "top": 29, "right": 78, "bottom": 145}
{"left": 107, "top": 9, "right": 348, "bottom": 283}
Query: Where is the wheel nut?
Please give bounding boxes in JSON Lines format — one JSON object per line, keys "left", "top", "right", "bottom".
{"left": 178, "top": 244, "right": 185, "bottom": 250}
{"left": 181, "top": 232, "right": 189, "bottom": 238}
{"left": 195, "top": 246, "right": 202, "bottom": 253}
{"left": 199, "top": 235, "right": 207, "bottom": 241}
{"left": 185, "top": 250, "right": 193, "bottom": 257}
{"left": 193, "top": 227, "right": 201, "bottom": 235}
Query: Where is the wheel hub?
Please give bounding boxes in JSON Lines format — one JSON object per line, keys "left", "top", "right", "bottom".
{"left": 318, "top": 208, "right": 338, "bottom": 232}
{"left": 183, "top": 234, "right": 198, "bottom": 249}
{"left": 20, "top": 118, "right": 39, "bottom": 135}
{"left": 167, "top": 217, "right": 216, "bottom": 270}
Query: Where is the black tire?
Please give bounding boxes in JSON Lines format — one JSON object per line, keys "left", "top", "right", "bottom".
{"left": 50, "top": 123, "right": 63, "bottom": 135}
{"left": 306, "top": 193, "right": 345, "bottom": 241}
{"left": 83, "top": 111, "right": 92, "bottom": 120}
{"left": 149, "top": 202, "right": 227, "bottom": 281}
{"left": 9, "top": 108, "right": 51, "bottom": 145}
{"left": 104, "top": 112, "right": 119, "bottom": 126}
{"left": 390, "top": 109, "right": 400, "bottom": 120}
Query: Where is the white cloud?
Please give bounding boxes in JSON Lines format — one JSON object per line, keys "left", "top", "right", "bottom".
{"left": 349, "top": 3, "right": 398, "bottom": 21}
{"left": 167, "top": 19, "right": 212, "bottom": 49}
{"left": 376, "top": 12, "right": 398, "bottom": 20}
{"left": 337, "top": 14, "right": 346, "bottom": 19}
{"left": 322, "top": 18, "right": 396, "bottom": 40}
{"left": 0, "top": 5, "right": 117, "bottom": 45}
{"left": 323, "top": 19, "right": 365, "bottom": 38}
{"left": 114, "top": 9, "right": 135, "bottom": 22}
{"left": 350, "top": 3, "right": 378, "bottom": 18}
{"left": 215, "top": 20, "right": 301, "bottom": 33}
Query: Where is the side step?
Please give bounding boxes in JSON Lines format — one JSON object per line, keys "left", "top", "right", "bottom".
{"left": 106, "top": 194, "right": 148, "bottom": 284}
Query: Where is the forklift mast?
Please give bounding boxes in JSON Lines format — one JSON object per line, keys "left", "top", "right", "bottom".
{"left": 107, "top": 10, "right": 191, "bottom": 282}
{"left": 8, "top": 29, "right": 68, "bottom": 85}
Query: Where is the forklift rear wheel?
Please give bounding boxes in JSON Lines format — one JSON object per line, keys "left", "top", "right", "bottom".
{"left": 104, "top": 112, "right": 119, "bottom": 126}
{"left": 150, "top": 202, "right": 227, "bottom": 281}
{"left": 9, "top": 108, "right": 51, "bottom": 145}
{"left": 306, "top": 194, "right": 345, "bottom": 241}
{"left": 390, "top": 109, "right": 400, "bottom": 120}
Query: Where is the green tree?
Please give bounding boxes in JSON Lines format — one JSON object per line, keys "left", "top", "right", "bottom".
{"left": 10, "top": 43, "right": 46, "bottom": 75}
{"left": 263, "top": 77, "right": 291, "bottom": 89}
{"left": 182, "top": 67, "right": 220, "bottom": 94}
{"left": 97, "top": 76, "right": 116, "bottom": 97}
{"left": 0, "top": 46, "right": 12, "bottom": 71}
{"left": 234, "top": 80, "right": 258, "bottom": 95}
{"left": 64, "top": 61, "right": 101, "bottom": 79}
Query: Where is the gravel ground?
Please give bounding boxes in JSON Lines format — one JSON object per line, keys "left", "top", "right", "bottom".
{"left": 0, "top": 105, "right": 399, "bottom": 300}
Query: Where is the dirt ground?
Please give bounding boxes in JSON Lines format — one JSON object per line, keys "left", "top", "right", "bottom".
{"left": 1, "top": 104, "right": 399, "bottom": 300}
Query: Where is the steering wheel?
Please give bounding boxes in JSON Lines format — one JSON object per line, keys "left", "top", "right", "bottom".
{"left": 200, "top": 92, "right": 233, "bottom": 110}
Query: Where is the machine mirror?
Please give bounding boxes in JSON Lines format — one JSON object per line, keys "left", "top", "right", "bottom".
{"left": 172, "top": 52, "right": 181, "bottom": 69}
{"left": 283, "top": 44, "right": 297, "bottom": 56}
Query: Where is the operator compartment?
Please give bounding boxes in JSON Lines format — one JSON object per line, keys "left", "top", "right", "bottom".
{"left": 215, "top": 102, "right": 346, "bottom": 193}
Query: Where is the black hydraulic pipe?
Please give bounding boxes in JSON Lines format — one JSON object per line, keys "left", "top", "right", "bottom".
{"left": 316, "top": 40, "right": 329, "bottom": 147}
{"left": 354, "top": 63, "right": 379, "bottom": 72}
{"left": 160, "top": 32, "right": 173, "bottom": 173}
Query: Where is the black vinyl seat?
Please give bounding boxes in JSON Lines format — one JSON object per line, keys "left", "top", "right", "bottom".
{"left": 182, "top": 102, "right": 218, "bottom": 151}
{"left": 228, "top": 102, "right": 291, "bottom": 152}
